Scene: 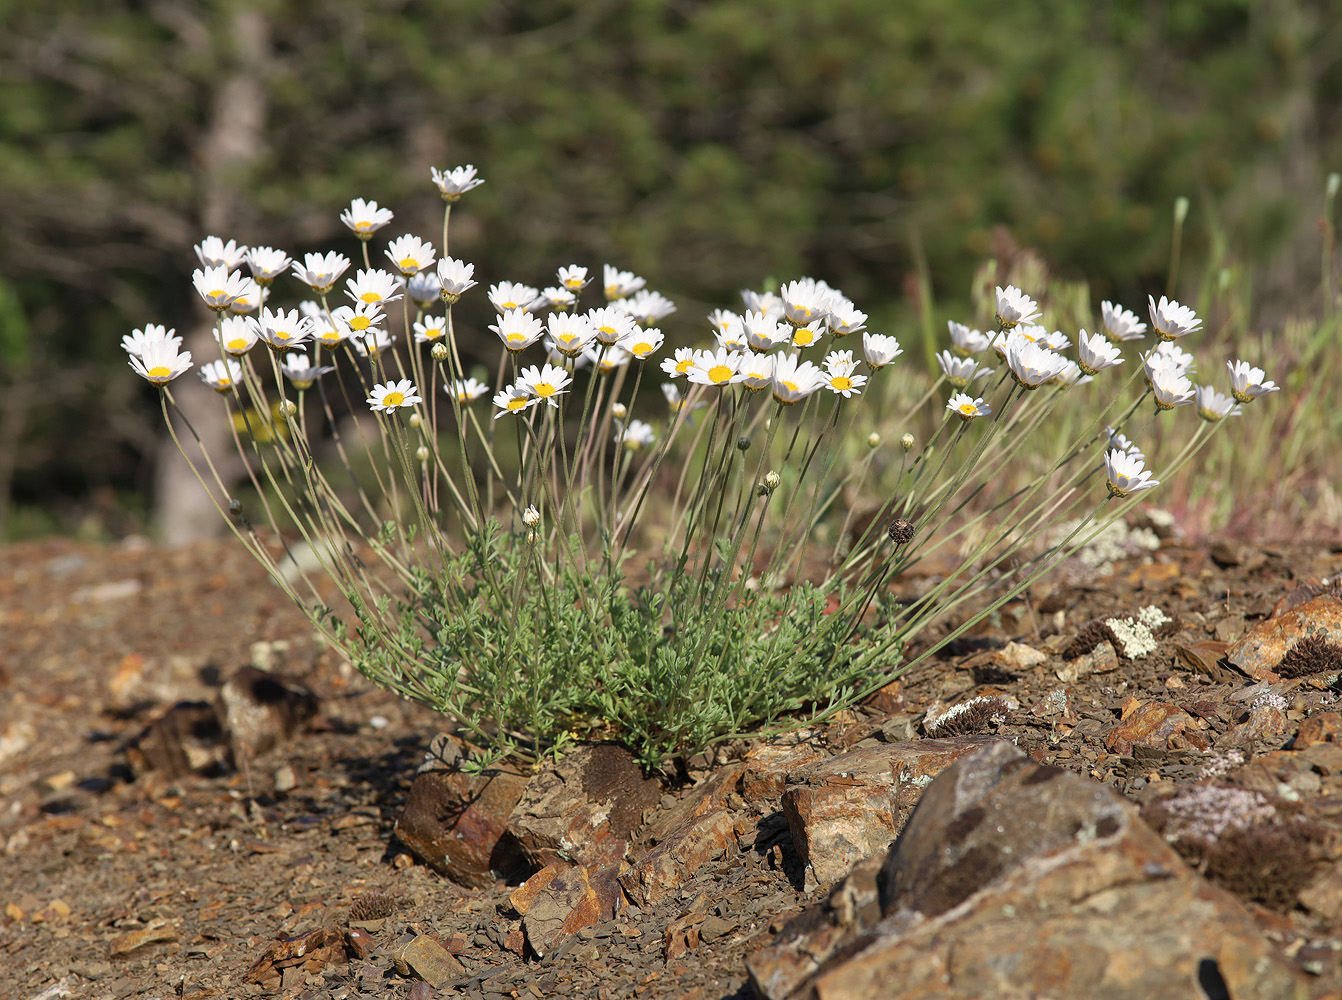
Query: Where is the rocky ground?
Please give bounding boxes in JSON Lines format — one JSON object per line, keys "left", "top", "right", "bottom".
{"left": 2, "top": 526, "right": 1342, "bottom": 999}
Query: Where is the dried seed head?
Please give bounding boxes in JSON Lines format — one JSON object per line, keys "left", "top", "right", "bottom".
{"left": 888, "top": 518, "right": 916, "bottom": 544}
{"left": 348, "top": 892, "right": 397, "bottom": 921}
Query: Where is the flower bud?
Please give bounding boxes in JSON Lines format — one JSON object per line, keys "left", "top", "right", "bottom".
{"left": 757, "top": 470, "right": 782, "bottom": 497}
{"left": 901, "top": 433, "right": 915, "bottom": 452}
{"left": 867, "top": 432, "right": 881, "bottom": 449}
{"left": 431, "top": 343, "right": 450, "bottom": 362}
{"left": 279, "top": 400, "right": 298, "bottom": 418}
{"left": 1173, "top": 195, "right": 1190, "bottom": 225}
{"left": 737, "top": 435, "right": 751, "bottom": 452}
{"left": 611, "top": 402, "right": 628, "bottom": 420}
{"left": 416, "top": 445, "right": 430, "bottom": 462}
{"left": 408, "top": 412, "right": 423, "bottom": 429}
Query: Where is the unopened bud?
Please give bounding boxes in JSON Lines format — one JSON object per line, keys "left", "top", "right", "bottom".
{"left": 867, "top": 432, "right": 881, "bottom": 449}
{"left": 415, "top": 445, "right": 430, "bottom": 462}
{"left": 1173, "top": 195, "right": 1190, "bottom": 225}
{"left": 737, "top": 435, "right": 751, "bottom": 452}
{"left": 408, "top": 412, "right": 423, "bottom": 429}
{"left": 611, "top": 402, "right": 628, "bottom": 420}
{"left": 279, "top": 400, "right": 298, "bottom": 418}
{"left": 757, "top": 470, "right": 782, "bottom": 497}
{"left": 431, "top": 343, "right": 450, "bottom": 362}
{"left": 901, "top": 433, "right": 915, "bottom": 452}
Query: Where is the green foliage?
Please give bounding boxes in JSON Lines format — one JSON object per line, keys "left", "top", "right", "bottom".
{"left": 353, "top": 521, "right": 902, "bottom": 769}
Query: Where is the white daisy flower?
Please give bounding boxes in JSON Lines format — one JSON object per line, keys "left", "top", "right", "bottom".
{"left": 791, "top": 320, "right": 826, "bottom": 349}
{"left": 742, "top": 311, "right": 789, "bottom": 352}
{"left": 779, "top": 278, "right": 832, "bottom": 327}
{"left": 686, "top": 347, "right": 743, "bottom": 388}
{"left": 488, "top": 281, "right": 540, "bottom": 313}
{"left": 1040, "top": 329, "right": 1072, "bottom": 353}
{"left": 492, "top": 384, "right": 538, "bottom": 419}
{"left": 224, "top": 276, "right": 262, "bottom": 316}
{"left": 384, "top": 235, "right": 436, "bottom": 277}
{"left": 863, "top": 332, "right": 904, "bottom": 369}
{"left": 660, "top": 347, "right": 698, "bottom": 379}
{"left": 621, "top": 327, "right": 664, "bottom": 360}
{"left": 129, "top": 337, "right": 192, "bottom": 385}
{"left": 617, "top": 289, "right": 677, "bottom": 325}
{"left": 994, "top": 285, "right": 1040, "bottom": 328}
{"left": 740, "top": 289, "right": 785, "bottom": 317}
{"left": 587, "top": 306, "right": 636, "bottom": 345}
{"left": 246, "top": 247, "right": 292, "bottom": 285}
{"left": 615, "top": 418, "right": 656, "bottom": 451}
{"left": 714, "top": 317, "right": 749, "bottom": 353}
{"left": 738, "top": 352, "right": 775, "bottom": 391}
{"left": 557, "top": 265, "right": 590, "bottom": 292}
{"left": 194, "top": 236, "right": 248, "bottom": 271}
{"left": 1227, "top": 360, "right": 1280, "bottom": 403}
{"left": 1105, "top": 448, "right": 1159, "bottom": 497}
{"left": 215, "top": 315, "right": 260, "bottom": 356}
{"left": 122, "top": 323, "right": 181, "bottom": 357}
{"left": 1107, "top": 427, "right": 1145, "bottom": 462}
{"left": 413, "top": 315, "right": 449, "bottom": 343}
{"left": 198, "top": 358, "right": 244, "bottom": 394}
{"left": 1148, "top": 295, "right": 1202, "bottom": 341}
{"left": 948, "top": 321, "right": 992, "bottom": 356}
{"left": 254, "top": 308, "right": 312, "bottom": 352}
{"left": 331, "top": 302, "right": 385, "bottom": 341}
{"left": 547, "top": 312, "right": 596, "bottom": 357}
{"left": 1003, "top": 338, "right": 1069, "bottom": 388}
{"left": 824, "top": 352, "right": 867, "bottom": 397}
{"left": 946, "top": 392, "right": 991, "bottom": 420}
{"left": 407, "top": 271, "right": 443, "bottom": 308}
{"left": 435, "top": 258, "right": 477, "bottom": 302}
{"left": 597, "top": 345, "right": 633, "bottom": 373}
{"left": 1147, "top": 360, "right": 1196, "bottom": 410}
{"left": 708, "top": 308, "right": 739, "bottom": 334}
{"left": 308, "top": 308, "right": 351, "bottom": 348}
{"left": 517, "top": 363, "right": 573, "bottom": 406}
{"left": 1077, "top": 330, "right": 1124, "bottom": 375}
{"left": 771, "top": 353, "right": 825, "bottom": 405}
{"left": 450, "top": 378, "right": 490, "bottom": 403}
{"left": 430, "top": 164, "right": 485, "bottom": 201}
{"left": 1194, "top": 384, "right": 1241, "bottom": 421}
{"left": 539, "top": 286, "right": 577, "bottom": 311}
{"left": 282, "top": 353, "right": 336, "bottom": 390}
{"left": 340, "top": 198, "right": 395, "bottom": 239}
{"left": 827, "top": 301, "right": 868, "bottom": 337}
{"left": 936, "top": 350, "right": 994, "bottom": 388}
{"left": 291, "top": 252, "right": 351, "bottom": 294}
{"left": 491, "top": 308, "right": 545, "bottom": 353}
{"left": 192, "top": 265, "right": 252, "bottom": 312}
{"left": 1101, "top": 300, "right": 1147, "bottom": 341}
{"left": 603, "top": 265, "right": 646, "bottom": 301}
{"left": 345, "top": 268, "right": 403, "bottom": 306}
{"left": 367, "top": 379, "right": 422, "bottom": 412}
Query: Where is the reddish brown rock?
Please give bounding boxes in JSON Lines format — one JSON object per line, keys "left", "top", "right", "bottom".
{"left": 507, "top": 743, "right": 660, "bottom": 869}
{"left": 510, "top": 863, "right": 625, "bottom": 957}
{"left": 760, "top": 741, "right": 1304, "bottom": 1000}
{"left": 619, "top": 765, "right": 744, "bottom": 907}
{"left": 392, "top": 933, "right": 464, "bottom": 987}
{"left": 739, "top": 736, "right": 826, "bottom": 805}
{"left": 1227, "top": 594, "right": 1342, "bottom": 680}
{"left": 1298, "top": 711, "right": 1342, "bottom": 748}
{"left": 108, "top": 923, "right": 179, "bottom": 957}
{"left": 783, "top": 738, "right": 1000, "bottom": 888}
{"left": 1102, "top": 700, "right": 1193, "bottom": 754}
{"left": 246, "top": 927, "right": 345, "bottom": 990}
{"left": 393, "top": 733, "right": 530, "bottom": 888}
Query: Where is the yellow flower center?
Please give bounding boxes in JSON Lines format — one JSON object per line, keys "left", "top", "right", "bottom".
{"left": 832, "top": 376, "right": 853, "bottom": 391}
{"left": 383, "top": 392, "right": 405, "bottom": 407}
{"left": 274, "top": 331, "right": 291, "bottom": 341}
{"left": 507, "top": 396, "right": 528, "bottom": 411}
{"left": 360, "top": 292, "right": 381, "bottom": 304}
{"left": 708, "top": 364, "right": 733, "bottom": 384}
{"left": 350, "top": 317, "right": 371, "bottom": 332}
{"left": 782, "top": 380, "right": 799, "bottom": 393}
{"left": 598, "top": 326, "right": 617, "bottom": 339}
{"left": 506, "top": 334, "right": 527, "bottom": 344}
{"left": 147, "top": 366, "right": 171, "bottom": 378}
{"left": 533, "top": 382, "right": 556, "bottom": 397}
{"left": 794, "top": 331, "right": 815, "bottom": 346}
{"left": 632, "top": 342, "right": 652, "bottom": 357}
{"left": 502, "top": 300, "right": 519, "bottom": 309}
{"left": 675, "top": 358, "right": 694, "bottom": 373}
{"left": 958, "top": 403, "right": 976, "bottom": 415}
{"left": 226, "top": 339, "right": 249, "bottom": 351}
{"left": 398, "top": 257, "right": 419, "bottom": 271}
{"left": 209, "top": 288, "right": 226, "bottom": 300}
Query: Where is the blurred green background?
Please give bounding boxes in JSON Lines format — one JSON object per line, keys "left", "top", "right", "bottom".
{"left": 1, "top": 0, "right": 1339, "bottom": 540}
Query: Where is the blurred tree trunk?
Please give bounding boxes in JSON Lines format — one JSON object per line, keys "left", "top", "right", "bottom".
{"left": 153, "top": 3, "right": 271, "bottom": 543}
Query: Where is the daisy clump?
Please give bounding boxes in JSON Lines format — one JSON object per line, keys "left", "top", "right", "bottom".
{"left": 138, "top": 165, "right": 1281, "bottom": 771}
